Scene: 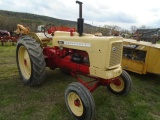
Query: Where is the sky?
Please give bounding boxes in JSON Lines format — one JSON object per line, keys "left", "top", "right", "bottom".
{"left": 0, "top": 0, "right": 160, "bottom": 30}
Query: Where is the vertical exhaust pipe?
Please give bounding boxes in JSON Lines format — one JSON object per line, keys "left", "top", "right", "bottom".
{"left": 76, "top": 1, "right": 84, "bottom": 36}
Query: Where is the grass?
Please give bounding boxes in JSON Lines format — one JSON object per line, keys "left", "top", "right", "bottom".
{"left": 157, "top": 40, "right": 160, "bottom": 44}
{"left": 0, "top": 45, "right": 160, "bottom": 120}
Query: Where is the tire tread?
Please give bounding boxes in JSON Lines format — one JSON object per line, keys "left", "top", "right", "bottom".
{"left": 16, "top": 35, "right": 46, "bottom": 86}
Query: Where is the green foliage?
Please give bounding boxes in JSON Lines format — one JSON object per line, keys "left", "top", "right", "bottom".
{"left": 0, "top": 10, "right": 94, "bottom": 33}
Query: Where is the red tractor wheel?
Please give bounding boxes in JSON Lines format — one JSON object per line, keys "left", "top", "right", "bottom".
{"left": 16, "top": 36, "right": 46, "bottom": 86}
{"left": 108, "top": 70, "right": 132, "bottom": 95}
{"left": 65, "top": 82, "right": 95, "bottom": 120}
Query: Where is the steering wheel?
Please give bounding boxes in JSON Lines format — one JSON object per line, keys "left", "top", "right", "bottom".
{"left": 44, "top": 24, "right": 56, "bottom": 38}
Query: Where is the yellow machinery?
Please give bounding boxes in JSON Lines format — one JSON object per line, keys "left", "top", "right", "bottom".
{"left": 122, "top": 38, "right": 160, "bottom": 74}
{"left": 14, "top": 24, "right": 30, "bottom": 35}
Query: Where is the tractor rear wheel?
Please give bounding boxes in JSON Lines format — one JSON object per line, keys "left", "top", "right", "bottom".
{"left": 65, "top": 82, "right": 95, "bottom": 120}
{"left": 107, "top": 70, "right": 132, "bottom": 95}
{"left": 16, "top": 35, "right": 46, "bottom": 86}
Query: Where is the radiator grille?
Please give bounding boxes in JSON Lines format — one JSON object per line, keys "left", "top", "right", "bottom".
{"left": 109, "top": 42, "right": 122, "bottom": 67}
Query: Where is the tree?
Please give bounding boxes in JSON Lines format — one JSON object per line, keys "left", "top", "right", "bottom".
{"left": 130, "top": 26, "right": 137, "bottom": 33}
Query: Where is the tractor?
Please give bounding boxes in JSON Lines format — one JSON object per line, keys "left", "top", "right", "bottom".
{"left": 16, "top": 1, "right": 132, "bottom": 120}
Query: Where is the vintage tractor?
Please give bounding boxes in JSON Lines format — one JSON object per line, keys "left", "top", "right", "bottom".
{"left": 16, "top": 1, "right": 132, "bottom": 120}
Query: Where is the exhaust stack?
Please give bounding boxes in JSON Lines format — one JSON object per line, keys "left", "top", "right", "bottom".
{"left": 76, "top": 1, "right": 84, "bottom": 36}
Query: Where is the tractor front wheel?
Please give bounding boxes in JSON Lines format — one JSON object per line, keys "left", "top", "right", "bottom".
{"left": 16, "top": 36, "right": 46, "bottom": 86}
{"left": 107, "top": 70, "right": 132, "bottom": 95}
{"left": 65, "top": 82, "right": 95, "bottom": 120}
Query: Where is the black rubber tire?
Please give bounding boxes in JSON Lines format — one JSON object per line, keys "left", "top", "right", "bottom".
{"left": 107, "top": 70, "right": 132, "bottom": 95}
{"left": 65, "top": 82, "right": 95, "bottom": 120}
{"left": 16, "top": 35, "right": 46, "bottom": 86}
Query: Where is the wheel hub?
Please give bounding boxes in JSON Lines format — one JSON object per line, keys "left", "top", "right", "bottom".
{"left": 109, "top": 77, "right": 125, "bottom": 92}
{"left": 24, "top": 59, "right": 27, "bottom": 66}
{"left": 74, "top": 99, "right": 81, "bottom": 107}
{"left": 68, "top": 92, "right": 84, "bottom": 116}
{"left": 113, "top": 79, "right": 121, "bottom": 86}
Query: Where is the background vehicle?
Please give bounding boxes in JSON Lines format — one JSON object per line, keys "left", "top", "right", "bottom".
{"left": 122, "top": 37, "right": 160, "bottom": 74}
{"left": 0, "top": 30, "right": 10, "bottom": 37}
{"left": 133, "top": 28, "right": 160, "bottom": 42}
{"left": 0, "top": 29, "right": 19, "bottom": 46}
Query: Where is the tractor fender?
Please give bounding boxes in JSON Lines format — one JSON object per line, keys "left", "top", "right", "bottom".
{"left": 28, "top": 32, "right": 51, "bottom": 47}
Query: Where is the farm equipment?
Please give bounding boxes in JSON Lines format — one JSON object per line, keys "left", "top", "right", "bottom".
{"left": 0, "top": 29, "right": 19, "bottom": 46}
{"left": 16, "top": 1, "right": 132, "bottom": 120}
{"left": 0, "top": 30, "right": 10, "bottom": 46}
{"left": 122, "top": 37, "right": 160, "bottom": 74}
{"left": 14, "top": 24, "right": 30, "bottom": 35}
{"left": 0, "top": 30, "right": 10, "bottom": 36}
{"left": 133, "top": 28, "right": 160, "bottom": 42}
{"left": 122, "top": 28, "right": 160, "bottom": 74}
{"left": 37, "top": 25, "right": 45, "bottom": 32}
